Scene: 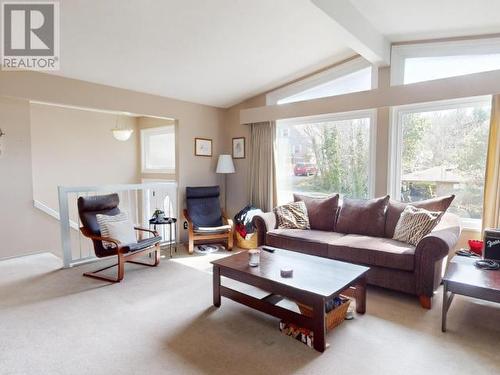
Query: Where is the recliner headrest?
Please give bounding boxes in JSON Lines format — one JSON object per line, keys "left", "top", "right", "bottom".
{"left": 77, "top": 193, "right": 120, "bottom": 212}
{"left": 186, "top": 186, "right": 220, "bottom": 199}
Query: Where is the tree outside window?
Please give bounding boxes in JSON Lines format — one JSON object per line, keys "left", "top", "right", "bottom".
{"left": 398, "top": 99, "right": 491, "bottom": 221}
{"left": 276, "top": 115, "right": 372, "bottom": 204}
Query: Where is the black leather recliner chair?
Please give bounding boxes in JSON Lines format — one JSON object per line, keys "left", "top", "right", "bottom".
{"left": 183, "top": 186, "right": 234, "bottom": 253}
{"left": 78, "top": 193, "right": 162, "bottom": 282}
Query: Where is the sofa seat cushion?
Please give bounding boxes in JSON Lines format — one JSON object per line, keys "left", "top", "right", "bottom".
{"left": 266, "top": 229, "right": 345, "bottom": 257}
{"left": 328, "top": 234, "right": 416, "bottom": 271}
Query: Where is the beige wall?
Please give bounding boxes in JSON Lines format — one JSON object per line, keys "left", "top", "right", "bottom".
{"left": 30, "top": 103, "right": 140, "bottom": 210}
{"left": 223, "top": 95, "right": 266, "bottom": 216}
{"left": 0, "top": 97, "right": 36, "bottom": 258}
{"left": 0, "top": 98, "right": 60, "bottom": 258}
{"left": 0, "top": 71, "right": 224, "bottom": 258}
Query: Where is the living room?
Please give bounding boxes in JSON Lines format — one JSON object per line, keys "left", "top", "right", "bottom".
{"left": 0, "top": 1, "right": 499, "bottom": 374}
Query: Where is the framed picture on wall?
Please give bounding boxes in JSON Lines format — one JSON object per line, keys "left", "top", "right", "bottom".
{"left": 195, "top": 138, "right": 212, "bottom": 157}
{"left": 232, "top": 137, "right": 245, "bottom": 159}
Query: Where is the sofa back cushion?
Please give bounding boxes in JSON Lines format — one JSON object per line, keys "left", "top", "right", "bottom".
{"left": 293, "top": 193, "right": 339, "bottom": 231}
{"left": 384, "top": 195, "right": 455, "bottom": 238}
{"left": 336, "top": 196, "right": 389, "bottom": 237}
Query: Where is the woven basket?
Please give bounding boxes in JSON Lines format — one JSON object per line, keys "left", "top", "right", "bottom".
{"left": 235, "top": 232, "right": 258, "bottom": 249}
{"left": 296, "top": 296, "right": 350, "bottom": 331}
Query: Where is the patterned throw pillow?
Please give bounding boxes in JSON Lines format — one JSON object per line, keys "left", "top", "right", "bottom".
{"left": 393, "top": 205, "right": 443, "bottom": 246}
{"left": 274, "top": 201, "right": 310, "bottom": 230}
{"left": 96, "top": 212, "right": 136, "bottom": 248}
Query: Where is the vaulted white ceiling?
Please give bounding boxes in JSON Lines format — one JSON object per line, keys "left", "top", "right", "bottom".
{"left": 52, "top": 0, "right": 500, "bottom": 108}
{"left": 53, "top": 0, "right": 353, "bottom": 108}
{"left": 351, "top": 0, "right": 500, "bottom": 42}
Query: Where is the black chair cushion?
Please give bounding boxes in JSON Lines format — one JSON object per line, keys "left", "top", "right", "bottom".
{"left": 186, "top": 186, "right": 223, "bottom": 228}
{"left": 77, "top": 193, "right": 121, "bottom": 257}
{"left": 123, "top": 236, "right": 162, "bottom": 252}
{"left": 78, "top": 193, "right": 120, "bottom": 235}
{"left": 78, "top": 193, "right": 160, "bottom": 258}
{"left": 95, "top": 236, "right": 161, "bottom": 257}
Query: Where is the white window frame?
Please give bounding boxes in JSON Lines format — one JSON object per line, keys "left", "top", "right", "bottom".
{"left": 277, "top": 109, "right": 377, "bottom": 199}
{"left": 388, "top": 96, "right": 491, "bottom": 230}
{"left": 391, "top": 37, "right": 500, "bottom": 85}
{"left": 140, "top": 125, "right": 176, "bottom": 174}
{"left": 266, "top": 57, "right": 377, "bottom": 105}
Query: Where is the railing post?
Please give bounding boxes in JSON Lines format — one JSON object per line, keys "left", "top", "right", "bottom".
{"left": 58, "top": 186, "right": 72, "bottom": 268}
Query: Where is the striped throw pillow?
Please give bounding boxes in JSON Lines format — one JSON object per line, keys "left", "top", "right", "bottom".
{"left": 274, "top": 201, "right": 310, "bottom": 230}
{"left": 393, "top": 205, "right": 442, "bottom": 246}
{"left": 96, "top": 212, "right": 133, "bottom": 248}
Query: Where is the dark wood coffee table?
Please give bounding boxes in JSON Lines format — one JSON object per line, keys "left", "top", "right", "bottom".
{"left": 442, "top": 256, "right": 500, "bottom": 332}
{"left": 211, "top": 247, "right": 369, "bottom": 352}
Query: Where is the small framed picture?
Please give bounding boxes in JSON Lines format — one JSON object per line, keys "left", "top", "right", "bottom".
{"left": 232, "top": 137, "right": 245, "bottom": 159}
{"left": 194, "top": 138, "right": 212, "bottom": 157}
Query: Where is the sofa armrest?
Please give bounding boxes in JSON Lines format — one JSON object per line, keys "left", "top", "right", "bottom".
{"left": 252, "top": 212, "right": 276, "bottom": 246}
{"left": 414, "top": 212, "right": 461, "bottom": 297}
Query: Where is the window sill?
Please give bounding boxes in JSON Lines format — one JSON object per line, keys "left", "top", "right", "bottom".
{"left": 141, "top": 169, "right": 176, "bottom": 175}
{"left": 460, "top": 218, "right": 482, "bottom": 232}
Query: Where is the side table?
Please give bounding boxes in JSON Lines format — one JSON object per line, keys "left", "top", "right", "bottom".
{"left": 442, "top": 256, "right": 500, "bottom": 332}
{"left": 149, "top": 217, "right": 178, "bottom": 258}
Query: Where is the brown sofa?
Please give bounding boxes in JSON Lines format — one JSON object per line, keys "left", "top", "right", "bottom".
{"left": 253, "top": 195, "right": 461, "bottom": 309}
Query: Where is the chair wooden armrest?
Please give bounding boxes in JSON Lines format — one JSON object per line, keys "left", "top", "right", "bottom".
{"left": 80, "top": 227, "right": 123, "bottom": 250}
{"left": 134, "top": 226, "right": 159, "bottom": 237}
{"left": 184, "top": 209, "right": 196, "bottom": 253}
{"left": 184, "top": 207, "right": 234, "bottom": 254}
{"left": 183, "top": 209, "right": 196, "bottom": 233}
{"left": 221, "top": 209, "right": 234, "bottom": 228}
{"left": 183, "top": 209, "right": 192, "bottom": 223}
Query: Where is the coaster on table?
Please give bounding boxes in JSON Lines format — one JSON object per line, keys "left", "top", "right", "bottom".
{"left": 280, "top": 267, "right": 293, "bottom": 278}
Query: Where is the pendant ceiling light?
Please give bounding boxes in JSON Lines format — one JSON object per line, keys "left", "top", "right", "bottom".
{"left": 111, "top": 115, "right": 133, "bottom": 141}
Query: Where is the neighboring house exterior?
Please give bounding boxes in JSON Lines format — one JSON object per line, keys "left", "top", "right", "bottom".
{"left": 401, "top": 165, "right": 463, "bottom": 200}
{"left": 278, "top": 124, "right": 315, "bottom": 167}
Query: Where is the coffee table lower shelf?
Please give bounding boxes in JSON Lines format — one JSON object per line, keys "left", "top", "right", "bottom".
{"left": 212, "top": 264, "right": 366, "bottom": 352}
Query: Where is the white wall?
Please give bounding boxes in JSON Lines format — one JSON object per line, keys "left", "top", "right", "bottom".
{"left": 30, "top": 103, "right": 140, "bottom": 210}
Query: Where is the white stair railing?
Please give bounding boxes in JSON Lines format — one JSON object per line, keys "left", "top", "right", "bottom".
{"left": 33, "top": 199, "right": 79, "bottom": 230}
{"left": 58, "top": 182, "right": 178, "bottom": 268}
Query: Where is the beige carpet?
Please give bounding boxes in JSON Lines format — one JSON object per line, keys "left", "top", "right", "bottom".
{"left": 0, "top": 250, "right": 499, "bottom": 375}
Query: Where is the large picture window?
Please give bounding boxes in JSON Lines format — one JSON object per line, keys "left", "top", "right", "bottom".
{"left": 390, "top": 97, "right": 492, "bottom": 228}
{"left": 276, "top": 111, "right": 375, "bottom": 204}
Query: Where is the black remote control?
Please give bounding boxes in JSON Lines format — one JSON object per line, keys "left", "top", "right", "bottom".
{"left": 262, "top": 247, "right": 275, "bottom": 253}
